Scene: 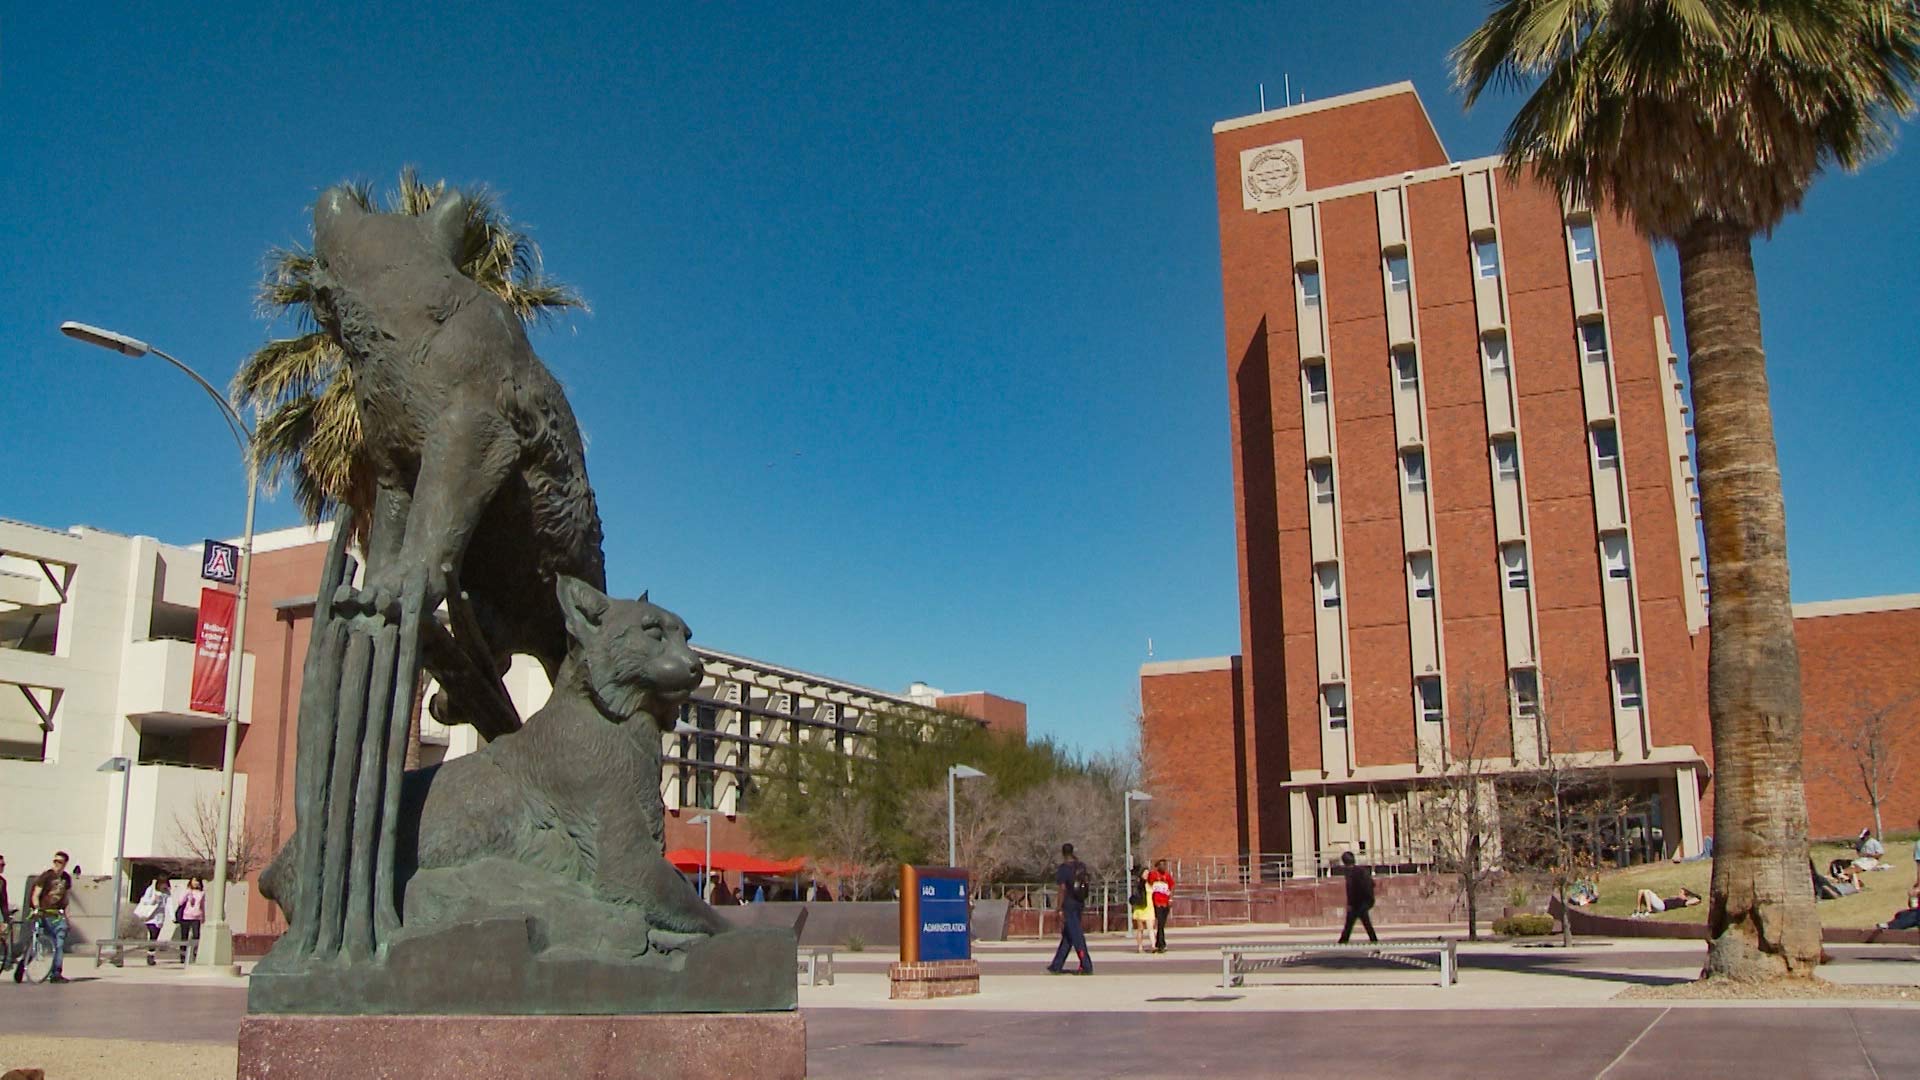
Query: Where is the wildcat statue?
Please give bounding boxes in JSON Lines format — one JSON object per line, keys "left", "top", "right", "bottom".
{"left": 252, "top": 579, "right": 791, "bottom": 1015}
{"left": 308, "top": 186, "right": 605, "bottom": 740}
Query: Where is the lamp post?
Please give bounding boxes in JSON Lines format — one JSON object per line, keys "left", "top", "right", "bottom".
{"left": 946, "top": 764, "right": 986, "bottom": 867}
{"left": 688, "top": 814, "right": 713, "bottom": 901}
{"left": 1124, "top": 790, "right": 1153, "bottom": 881}
{"left": 97, "top": 756, "right": 132, "bottom": 951}
{"left": 63, "top": 321, "right": 258, "bottom": 969}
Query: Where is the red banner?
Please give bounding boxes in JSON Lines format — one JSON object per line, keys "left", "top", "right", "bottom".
{"left": 190, "top": 587, "right": 238, "bottom": 714}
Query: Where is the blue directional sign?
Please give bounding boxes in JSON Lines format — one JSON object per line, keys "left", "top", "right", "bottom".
{"left": 898, "top": 865, "right": 972, "bottom": 963}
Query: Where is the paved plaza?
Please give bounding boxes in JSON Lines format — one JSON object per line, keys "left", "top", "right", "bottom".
{"left": 4, "top": 924, "right": 1919, "bottom": 1077}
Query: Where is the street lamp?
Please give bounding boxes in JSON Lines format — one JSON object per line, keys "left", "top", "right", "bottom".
{"left": 688, "top": 814, "right": 713, "bottom": 902}
{"left": 946, "top": 764, "right": 986, "bottom": 867}
{"left": 97, "top": 756, "right": 132, "bottom": 951}
{"left": 671, "top": 719, "right": 717, "bottom": 902}
{"left": 64, "top": 321, "right": 258, "bottom": 969}
{"left": 1124, "top": 790, "right": 1153, "bottom": 881}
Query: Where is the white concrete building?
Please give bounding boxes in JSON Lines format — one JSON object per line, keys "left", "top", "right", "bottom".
{"left": 1, "top": 517, "right": 254, "bottom": 927}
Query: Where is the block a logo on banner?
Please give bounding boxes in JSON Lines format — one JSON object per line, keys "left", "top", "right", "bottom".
{"left": 202, "top": 539, "right": 240, "bottom": 584}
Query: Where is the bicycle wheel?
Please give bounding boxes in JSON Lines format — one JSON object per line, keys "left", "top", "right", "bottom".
{"left": 20, "top": 924, "right": 55, "bottom": 983}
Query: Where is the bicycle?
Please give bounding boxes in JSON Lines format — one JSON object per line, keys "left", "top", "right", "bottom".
{"left": 0, "top": 917, "right": 13, "bottom": 971}
{"left": 11, "top": 911, "right": 63, "bottom": 983}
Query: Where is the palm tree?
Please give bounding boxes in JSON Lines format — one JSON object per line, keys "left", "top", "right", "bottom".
{"left": 233, "top": 168, "right": 586, "bottom": 533}
{"left": 1454, "top": 2, "right": 1918, "bottom": 981}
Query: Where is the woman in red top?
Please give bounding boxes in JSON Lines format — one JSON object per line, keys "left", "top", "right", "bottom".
{"left": 1145, "top": 861, "right": 1174, "bottom": 953}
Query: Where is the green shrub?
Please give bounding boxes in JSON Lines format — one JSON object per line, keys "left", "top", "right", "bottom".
{"left": 1493, "top": 914, "right": 1555, "bottom": 937}
{"left": 1506, "top": 883, "right": 1530, "bottom": 908}
{"left": 844, "top": 932, "right": 866, "bottom": 953}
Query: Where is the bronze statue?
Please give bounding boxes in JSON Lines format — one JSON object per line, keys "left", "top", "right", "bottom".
{"left": 250, "top": 190, "right": 791, "bottom": 1016}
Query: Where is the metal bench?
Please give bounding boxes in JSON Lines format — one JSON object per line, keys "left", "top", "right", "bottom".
{"left": 94, "top": 938, "right": 198, "bottom": 967}
{"left": 1220, "top": 939, "right": 1456, "bottom": 988}
{"left": 798, "top": 945, "right": 836, "bottom": 986}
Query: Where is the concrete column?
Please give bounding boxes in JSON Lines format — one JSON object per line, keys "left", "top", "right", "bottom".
{"left": 1674, "top": 765, "right": 1703, "bottom": 857}
{"left": 1289, "top": 789, "right": 1316, "bottom": 878}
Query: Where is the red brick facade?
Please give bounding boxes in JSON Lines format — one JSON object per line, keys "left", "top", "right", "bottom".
{"left": 1145, "top": 82, "right": 1920, "bottom": 866}
{"left": 935, "top": 691, "right": 1028, "bottom": 741}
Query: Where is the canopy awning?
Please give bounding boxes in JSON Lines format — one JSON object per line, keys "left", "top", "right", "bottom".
{"left": 665, "top": 848, "right": 807, "bottom": 875}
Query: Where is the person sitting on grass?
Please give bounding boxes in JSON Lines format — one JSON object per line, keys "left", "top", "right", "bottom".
{"left": 1632, "top": 886, "right": 1700, "bottom": 917}
{"left": 1567, "top": 879, "right": 1599, "bottom": 907}
{"left": 1875, "top": 888, "right": 1920, "bottom": 931}
{"left": 1812, "top": 860, "right": 1866, "bottom": 900}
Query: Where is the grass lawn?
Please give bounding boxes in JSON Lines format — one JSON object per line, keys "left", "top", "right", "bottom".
{"left": 1583, "top": 840, "right": 1917, "bottom": 930}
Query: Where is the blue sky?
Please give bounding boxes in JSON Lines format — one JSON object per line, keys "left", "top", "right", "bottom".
{"left": 4, "top": 4, "right": 1917, "bottom": 757}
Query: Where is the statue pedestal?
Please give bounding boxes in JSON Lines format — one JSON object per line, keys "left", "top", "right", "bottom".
{"left": 889, "top": 958, "right": 981, "bottom": 999}
{"left": 236, "top": 1011, "right": 805, "bottom": 1079}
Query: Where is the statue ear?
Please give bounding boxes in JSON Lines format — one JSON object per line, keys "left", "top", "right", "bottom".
{"left": 555, "top": 575, "right": 610, "bottom": 645}
{"left": 638, "top": 590, "right": 649, "bottom": 603}
{"left": 421, "top": 191, "right": 466, "bottom": 265}
{"left": 313, "top": 185, "right": 365, "bottom": 248}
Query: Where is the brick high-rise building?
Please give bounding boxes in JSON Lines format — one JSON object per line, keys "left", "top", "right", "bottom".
{"left": 1143, "top": 82, "right": 1920, "bottom": 878}
{"left": 1152, "top": 81, "right": 1717, "bottom": 874}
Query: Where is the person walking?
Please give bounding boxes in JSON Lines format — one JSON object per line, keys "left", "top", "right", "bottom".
{"left": 1046, "top": 843, "right": 1093, "bottom": 975}
{"left": 14, "top": 851, "right": 74, "bottom": 983}
{"left": 0, "top": 854, "right": 12, "bottom": 965}
{"left": 134, "top": 878, "right": 172, "bottom": 965}
{"left": 174, "top": 877, "right": 207, "bottom": 960}
{"left": 1129, "top": 867, "right": 1153, "bottom": 953}
{"left": 1337, "top": 851, "right": 1378, "bottom": 945}
{"left": 1145, "top": 859, "right": 1175, "bottom": 953}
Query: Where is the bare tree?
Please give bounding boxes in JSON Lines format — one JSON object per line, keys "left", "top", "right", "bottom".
{"left": 1815, "top": 692, "right": 1917, "bottom": 841}
{"left": 169, "top": 790, "right": 272, "bottom": 883}
{"left": 1409, "top": 682, "right": 1506, "bottom": 941}
{"left": 806, "top": 790, "right": 887, "bottom": 901}
{"left": 904, "top": 782, "right": 1014, "bottom": 891}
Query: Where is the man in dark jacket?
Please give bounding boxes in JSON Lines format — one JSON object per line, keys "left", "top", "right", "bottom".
{"left": 1046, "top": 843, "right": 1093, "bottom": 975}
{"left": 1337, "top": 850, "right": 1377, "bottom": 945}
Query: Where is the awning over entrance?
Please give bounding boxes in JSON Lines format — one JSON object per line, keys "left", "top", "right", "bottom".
{"left": 665, "top": 849, "right": 807, "bottom": 875}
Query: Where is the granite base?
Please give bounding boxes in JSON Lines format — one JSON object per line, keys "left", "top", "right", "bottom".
{"left": 236, "top": 1011, "right": 806, "bottom": 1079}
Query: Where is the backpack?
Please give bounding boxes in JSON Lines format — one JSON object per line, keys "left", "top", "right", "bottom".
{"left": 1068, "top": 862, "right": 1091, "bottom": 904}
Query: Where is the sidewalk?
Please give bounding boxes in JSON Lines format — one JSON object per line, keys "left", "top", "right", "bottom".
{"left": 802, "top": 922, "right": 1920, "bottom": 1013}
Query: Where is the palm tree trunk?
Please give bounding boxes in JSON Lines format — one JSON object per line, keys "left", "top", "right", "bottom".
{"left": 1679, "top": 219, "right": 1822, "bottom": 981}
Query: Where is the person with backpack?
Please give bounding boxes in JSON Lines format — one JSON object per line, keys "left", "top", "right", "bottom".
{"left": 1145, "top": 860, "right": 1175, "bottom": 953}
{"left": 1046, "top": 842, "right": 1093, "bottom": 975}
{"left": 1337, "top": 850, "right": 1378, "bottom": 945}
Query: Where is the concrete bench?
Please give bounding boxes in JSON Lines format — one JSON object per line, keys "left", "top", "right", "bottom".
{"left": 1220, "top": 939, "right": 1456, "bottom": 988}
{"left": 94, "top": 938, "right": 197, "bottom": 967}
{"left": 798, "top": 945, "right": 836, "bottom": 986}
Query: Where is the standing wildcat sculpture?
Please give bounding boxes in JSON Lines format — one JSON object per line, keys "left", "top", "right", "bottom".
{"left": 246, "top": 189, "right": 794, "bottom": 1018}
{"left": 311, "top": 184, "right": 605, "bottom": 742}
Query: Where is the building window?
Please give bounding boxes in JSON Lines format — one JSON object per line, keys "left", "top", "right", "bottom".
{"left": 1386, "top": 253, "right": 1411, "bottom": 294}
{"left": 1299, "top": 268, "right": 1322, "bottom": 311}
{"left": 1401, "top": 450, "right": 1428, "bottom": 494}
{"left": 1570, "top": 220, "right": 1598, "bottom": 264}
{"left": 1614, "top": 660, "right": 1644, "bottom": 709}
{"left": 1502, "top": 543, "right": 1530, "bottom": 590}
{"left": 1304, "top": 361, "right": 1328, "bottom": 404}
{"left": 1483, "top": 333, "right": 1511, "bottom": 375}
{"left": 1473, "top": 237, "right": 1501, "bottom": 279}
{"left": 1310, "top": 462, "right": 1335, "bottom": 504}
{"left": 1512, "top": 669, "right": 1540, "bottom": 720}
{"left": 1592, "top": 425, "right": 1620, "bottom": 465}
{"left": 1316, "top": 565, "right": 1342, "bottom": 608}
{"left": 1325, "top": 685, "right": 1348, "bottom": 729}
{"left": 1394, "top": 349, "right": 1419, "bottom": 391}
{"left": 1493, "top": 437, "right": 1521, "bottom": 481}
{"left": 1409, "top": 553, "right": 1436, "bottom": 600}
{"left": 1602, "top": 534, "right": 1632, "bottom": 580}
{"left": 1580, "top": 323, "right": 1609, "bottom": 364}
{"left": 1417, "top": 677, "right": 1444, "bottom": 723}
{"left": 1335, "top": 792, "right": 1350, "bottom": 823}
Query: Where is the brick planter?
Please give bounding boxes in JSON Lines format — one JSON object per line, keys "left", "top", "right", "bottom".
{"left": 888, "top": 959, "right": 981, "bottom": 1000}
